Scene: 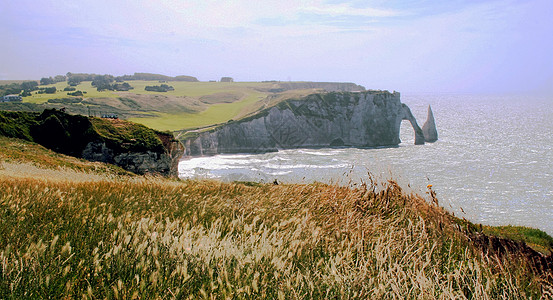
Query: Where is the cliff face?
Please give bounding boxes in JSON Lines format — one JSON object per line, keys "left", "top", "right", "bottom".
{"left": 81, "top": 130, "right": 184, "bottom": 177}
{"left": 184, "top": 91, "right": 432, "bottom": 156}
{"left": 0, "top": 109, "right": 183, "bottom": 176}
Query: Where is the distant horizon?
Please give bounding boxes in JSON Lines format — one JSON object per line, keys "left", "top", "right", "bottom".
{"left": 2, "top": 0, "right": 552, "bottom": 95}
{"left": 1, "top": 72, "right": 551, "bottom": 97}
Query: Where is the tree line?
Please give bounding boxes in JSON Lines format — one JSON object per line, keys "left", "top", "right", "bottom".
{"left": 2, "top": 72, "right": 199, "bottom": 97}
{"left": 0, "top": 81, "right": 39, "bottom": 97}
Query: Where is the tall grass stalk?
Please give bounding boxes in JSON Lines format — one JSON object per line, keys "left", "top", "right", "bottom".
{"left": 1, "top": 175, "right": 551, "bottom": 299}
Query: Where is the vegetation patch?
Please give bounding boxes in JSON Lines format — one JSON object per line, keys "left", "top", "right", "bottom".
{"left": 145, "top": 84, "right": 174, "bottom": 92}
{"left": 0, "top": 110, "right": 39, "bottom": 140}
{"left": 90, "top": 117, "right": 165, "bottom": 152}
{"left": 483, "top": 225, "right": 553, "bottom": 255}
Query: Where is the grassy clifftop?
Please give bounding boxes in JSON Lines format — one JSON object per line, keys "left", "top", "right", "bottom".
{"left": 0, "top": 136, "right": 551, "bottom": 298}
{"left": 0, "top": 109, "right": 174, "bottom": 154}
{"left": 0, "top": 109, "right": 181, "bottom": 175}
{"left": 2, "top": 80, "right": 365, "bottom": 132}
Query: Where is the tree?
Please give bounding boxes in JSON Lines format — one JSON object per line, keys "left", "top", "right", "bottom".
{"left": 92, "top": 75, "right": 115, "bottom": 91}
{"left": 40, "top": 77, "right": 55, "bottom": 85}
{"left": 54, "top": 75, "right": 67, "bottom": 82}
{"left": 21, "top": 81, "right": 39, "bottom": 91}
{"left": 68, "top": 78, "right": 81, "bottom": 86}
{"left": 112, "top": 82, "right": 134, "bottom": 91}
{"left": 43, "top": 87, "right": 57, "bottom": 94}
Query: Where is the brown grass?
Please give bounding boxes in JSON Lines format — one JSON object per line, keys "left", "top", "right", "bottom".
{"left": 0, "top": 137, "right": 552, "bottom": 298}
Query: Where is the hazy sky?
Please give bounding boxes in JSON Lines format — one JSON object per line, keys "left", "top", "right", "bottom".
{"left": 1, "top": 0, "right": 552, "bottom": 94}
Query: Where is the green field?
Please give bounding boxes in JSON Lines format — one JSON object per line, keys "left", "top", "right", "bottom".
{"left": 22, "top": 81, "right": 276, "bottom": 104}
{"left": 23, "top": 81, "right": 119, "bottom": 103}
{"left": 13, "top": 80, "right": 314, "bottom": 132}
{"left": 128, "top": 90, "right": 267, "bottom": 131}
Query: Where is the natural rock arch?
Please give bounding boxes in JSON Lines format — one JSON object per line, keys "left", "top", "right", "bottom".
{"left": 399, "top": 104, "right": 425, "bottom": 145}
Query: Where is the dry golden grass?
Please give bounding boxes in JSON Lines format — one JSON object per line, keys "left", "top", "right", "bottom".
{"left": 0, "top": 137, "right": 552, "bottom": 299}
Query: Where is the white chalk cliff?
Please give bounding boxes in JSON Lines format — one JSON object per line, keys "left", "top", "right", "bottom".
{"left": 183, "top": 91, "right": 436, "bottom": 156}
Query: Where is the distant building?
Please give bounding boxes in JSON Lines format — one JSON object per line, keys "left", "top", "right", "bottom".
{"left": 101, "top": 114, "right": 119, "bottom": 119}
{"left": 220, "top": 77, "right": 234, "bottom": 82}
{"left": 1, "top": 94, "right": 22, "bottom": 102}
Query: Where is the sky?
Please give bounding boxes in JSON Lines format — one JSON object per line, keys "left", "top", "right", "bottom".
{"left": 1, "top": 0, "right": 552, "bottom": 94}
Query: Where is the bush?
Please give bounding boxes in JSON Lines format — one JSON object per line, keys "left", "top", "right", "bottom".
{"left": 67, "top": 91, "right": 84, "bottom": 96}
{"left": 37, "top": 87, "right": 57, "bottom": 94}
{"left": 145, "top": 84, "right": 174, "bottom": 92}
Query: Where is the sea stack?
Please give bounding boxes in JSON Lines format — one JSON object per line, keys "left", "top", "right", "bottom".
{"left": 422, "top": 105, "right": 438, "bottom": 142}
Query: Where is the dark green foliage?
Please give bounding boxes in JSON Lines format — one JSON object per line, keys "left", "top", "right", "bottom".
{"left": 145, "top": 84, "right": 174, "bottom": 92}
{"left": 37, "top": 87, "right": 57, "bottom": 94}
{"left": 112, "top": 82, "right": 133, "bottom": 91}
{"left": 66, "top": 72, "right": 98, "bottom": 86}
{"left": 63, "top": 86, "right": 76, "bottom": 91}
{"left": 67, "top": 90, "right": 84, "bottom": 96}
{"left": 34, "top": 114, "right": 70, "bottom": 151}
{"left": 67, "top": 78, "right": 80, "bottom": 86}
{"left": 20, "top": 90, "right": 32, "bottom": 97}
{"left": 31, "top": 109, "right": 100, "bottom": 156}
{"left": 91, "top": 75, "right": 115, "bottom": 91}
{"left": 20, "top": 81, "right": 39, "bottom": 92}
{"left": 0, "top": 81, "right": 38, "bottom": 97}
{"left": 0, "top": 110, "right": 39, "bottom": 141}
{"left": 89, "top": 75, "right": 133, "bottom": 91}
{"left": 40, "top": 77, "right": 55, "bottom": 85}
{"left": 54, "top": 75, "right": 66, "bottom": 82}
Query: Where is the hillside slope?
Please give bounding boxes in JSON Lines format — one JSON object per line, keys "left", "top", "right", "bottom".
{"left": 0, "top": 136, "right": 551, "bottom": 298}
{"left": 0, "top": 109, "right": 183, "bottom": 176}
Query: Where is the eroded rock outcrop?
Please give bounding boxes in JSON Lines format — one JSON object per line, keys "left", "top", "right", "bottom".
{"left": 0, "top": 109, "right": 183, "bottom": 176}
{"left": 422, "top": 105, "right": 438, "bottom": 142}
{"left": 183, "top": 91, "right": 432, "bottom": 156}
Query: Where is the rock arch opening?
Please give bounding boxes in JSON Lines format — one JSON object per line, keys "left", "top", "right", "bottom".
{"left": 399, "top": 120, "right": 416, "bottom": 145}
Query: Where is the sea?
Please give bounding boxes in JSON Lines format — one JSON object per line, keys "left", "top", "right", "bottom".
{"left": 179, "top": 94, "right": 553, "bottom": 235}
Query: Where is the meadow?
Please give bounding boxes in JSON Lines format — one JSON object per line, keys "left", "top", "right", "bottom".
{"left": 0, "top": 136, "right": 552, "bottom": 299}
{"left": 14, "top": 80, "right": 315, "bottom": 132}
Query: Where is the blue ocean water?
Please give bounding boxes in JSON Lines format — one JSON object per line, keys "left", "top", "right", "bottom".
{"left": 179, "top": 94, "right": 553, "bottom": 235}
